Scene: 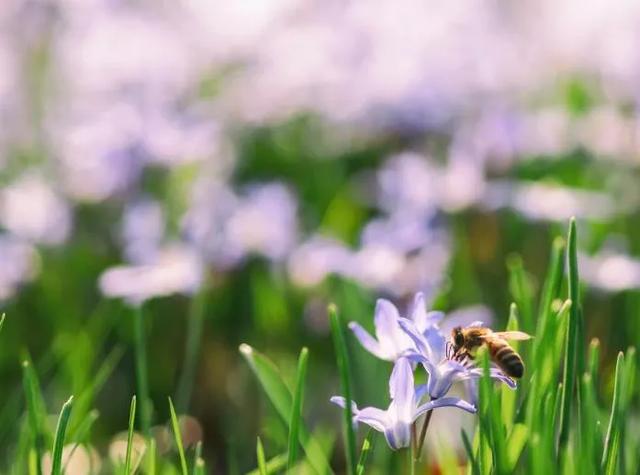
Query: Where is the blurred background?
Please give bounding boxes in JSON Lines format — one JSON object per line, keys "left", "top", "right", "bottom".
{"left": 1, "top": 0, "right": 640, "bottom": 472}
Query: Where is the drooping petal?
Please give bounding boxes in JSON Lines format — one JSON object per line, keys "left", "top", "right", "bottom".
{"left": 388, "top": 358, "right": 415, "bottom": 423}
{"left": 355, "top": 406, "right": 389, "bottom": 434}
{"left": 415, "top": 396, "right": 477, "bottom": 418}
{"left": 348, "top": 322, "right": 386, "bottom": 359}
{"left": 465, "top": 367, "right": 517, "bottom": 389}
{"left": 330, "top": 396, "right": 359, "bottom": 415}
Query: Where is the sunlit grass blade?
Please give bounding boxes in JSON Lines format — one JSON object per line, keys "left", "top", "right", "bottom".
{"left": 580, "top": 373, "right": 599, "bottom": 474}
{"left": 478, "top": 349, "right": 507, "bottom": 474}
{"left": 168, "top": 397, "right": 189, "bottom": 475}
{"left": 50, "top": 396, "right": 74, "bottom": 475}
{"left": 620, "top": 346, "right": 636, "bottom": 475}
{"left": 146, "top": 437, "right": 157, "bottom": 475}
{"left": 461, "top": 429, "right": 479, "bottom": 475}
{"left": 588, "top": 338, "right": 600, "bottom": 387}
{"left": 22, "top": 358, "right": 50, "bottom": 475}
{"left": 506, "top": 423, "right": 527, "bottom": 471}
{"left": 239, "top": 344, "right": 333, "bottom": 475}
{"left": 124, "top": 395, "right": 137, "bottom": 475}
{"left": 193, "top": 457, "right": 205, "bottom": 475}
{"left": 356, "top": 430, "right": 375, "bottom": 475}
{"left": 501, "top": 303, "right": 519, "bottom": 431}
{"left": 256, "top": 437, "right": 268, "bottom": 475}
{"left": 247, "top": 453, "right": 288, "bottom": 475}
{"left": 0, "top": 313, "right": 5, "bottom": 333}
{"left": 507, "top": 254, "right": 534, "bottom": 334}
{"left": 533, "top": 237, "right": 565, "bottom": 362}
{"left": 558, "top": 217, "right": 581, "bottom": 454}
{"left": 329, "top": 303, "right": 357, "bottom": 475}
{"left": 133, "top": 305, "right": 151, "bottom": 438}
{"left": 287, "top": 347, "right": 309, "bottom": 471}
{"left": 602, "top": 352, "right": 624, "bottom": 475}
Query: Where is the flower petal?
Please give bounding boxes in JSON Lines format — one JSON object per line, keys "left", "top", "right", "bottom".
{"left": 348, "top": 322, "right": 386, "bottom": 360}
{"left": 355, "top": 406, "right": 389, "bottom": 434}
{"left": 398, "top": 318, "right": 430, "bottom": 357}
{"left": 415, "top": 396, "right": 477, "bottom": 418}
{"left": 330, "top": 396, "right": 359, "bottom": 415}
{"left": 388, "top": 358, "right": 415, "bottom": 422}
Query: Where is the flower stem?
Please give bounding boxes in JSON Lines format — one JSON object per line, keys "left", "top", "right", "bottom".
{"left": 176, "top": 279, "right": 208, "bottom": 412}
{"left": 133, "top": 304, "right": 151, "bottom": 438}
{"left": 416, "top": 405, "right": 436, "bottom": 460}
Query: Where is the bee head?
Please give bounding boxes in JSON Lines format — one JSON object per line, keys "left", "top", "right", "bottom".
{"left": 451, "top": 326, "right": 465, "bottom": 350}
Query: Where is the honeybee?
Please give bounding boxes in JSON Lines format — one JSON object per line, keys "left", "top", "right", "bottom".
{"left": 449, "top": 326, "right": 532, "bottom": 378}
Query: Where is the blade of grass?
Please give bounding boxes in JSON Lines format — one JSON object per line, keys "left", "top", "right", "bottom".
{"left": 63, "top": 410, "right": 99, "bottom": 474}
{"left": 194, "top": 458, "right": 205, "bottom": 475}
{"left": 478, "top": 349, "right": 507, "bottom": 474}
{"left": 22, "top": 358, "right": 49, "bottom": 475}
{"left": 168, "top": 397, "right": 189, "bottom": 475}
{"left": 501, "top": 303, "right": 519, "bottom": 431}
{"left": 133, "top": 305, "right": 151, "bottom": 438}
{"left": 257, "top": 437, "right": 267, "bottom": 475}
{"left": 506, "top": 423, "right": 528, "bottom": 471}
{"left": 533, "top": 237, "right": 565, "bottom": 367}
{"left": 461, "top": 429, "right": 479, "bottom": 475}
{"left": 239, "top": 344, "right": 333, "bottom": 475}
{"left": 602, "top": 352, "right": 624, "bottom": 475}
{"left": 287, "top": 347, "right": 309, "bottom": 471}
{"left": 50, "top": 396, "right": 74, "bottom": 475}
{"left": 246, "top": 453, "right": 288, "bottom": 475}
{"left": 125, "top": 395, "right": 137, "bottom": 474}
{"left": 176, "top": 280, "right": 208, "bottom": 412}
{"left": 356, "top": 430, "right": 376, "bottom": 475}
{"left": 146, "top": 437, "right": 157, "bottom": 475}
{"left": 193, "top": 441, "right": 203, "bottom": 475}
{"left": 558, "top": 218, "right": 581, "bottom": 454}
{"left": 507, "top": 255, "right": 534, "bottom": 334}
{"left": 329, "top": 304, "right": 357, "bottom": 475}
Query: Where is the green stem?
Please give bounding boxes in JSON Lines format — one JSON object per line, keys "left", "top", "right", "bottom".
{"left": 176, "top": 282, "right": 208, "bottom": 412}
{"left": 416, "top": 406, "right": 435, "bottom": 459}
{"left": 133, "top": 305, "right": 151, "bottom": 438}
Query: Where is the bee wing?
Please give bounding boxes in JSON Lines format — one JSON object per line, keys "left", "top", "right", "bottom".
{"left": 493, "top": 331, "right": 532, "bottom": 341}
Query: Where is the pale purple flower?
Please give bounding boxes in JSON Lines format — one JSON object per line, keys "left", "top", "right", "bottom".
{"left": 98, "top": 244, "right": 203, "bottom": 306}
{"left": 348, "top": 293, "right": 442, "bottom": 362}
{"left": 331, "top": 358, "right": 475, "bottom": 450}
{"left": 399, "top": 318, "right": 516, "bottom": 399}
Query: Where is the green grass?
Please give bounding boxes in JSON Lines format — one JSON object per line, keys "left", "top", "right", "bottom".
{"left": 50, "top": 396, "right": 74, "bottom": 475}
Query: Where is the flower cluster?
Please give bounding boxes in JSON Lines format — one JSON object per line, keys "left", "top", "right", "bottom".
{"left": 331, "top": 292, "right": 516, "bottom": 450}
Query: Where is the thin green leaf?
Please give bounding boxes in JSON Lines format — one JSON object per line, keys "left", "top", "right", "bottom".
{"left": 62, "top": 410, "right": 99, "bottom": 474}
{"left": 193, "top": 441, "right": 203, "bottom": 475}
{"left": 239, "top": 344, "right": 333, "bottom": 475}
{"left": 50, "top": 396, "right": 74, "bottom": 475}
{"left": 588, "top": 339, "right": 600, "bottom": 388}
{"left": 22, "top": 358, "right": 48, "bottom": 475}
{"left": 287, "top": 347, "right": 309, "bottom": 471}
{"left": 506, "top": 424, "right": 528, "bottom": 471}
{"left": 168, "top": 397, "right": 189, "bottom": 475}
{"left": 501, "top": 303, "right": 519, "bottom": 431}
{"left": 246, "top": 453, "right": 287, "bottom": 475}
{"left": 535, "top": 238, "right": 566, "bottom": 349}
{"left": 0, "top": 313, "right": 5, "bottom": 333}
{"left": 133, "top": 305, "right": 151, "bottom": 437}
{"left": 558, "top": 218, "right": 581, "bottom": 454}
{"left": 329, "top": 303, "right": 357, "bottom": 475}
{"left": 580, "top": 373, "right": 599, "bottom": 474}
{"left": 602, "top": 352, "right": 625, "bottom": 475}
{"left": 193, "top": 458, "right": 205, "bottom": 475}
{"left": 356, "top": 430, "right": 376, "bottom": 475}
{"left": 478, "top": 349, "right": 507, "bottom": 474}
{"left": 256, "top": 437, "right": 268, "bottom": 475}
{"left": 461, "top": 430, "right": 479, "bottom": 475}
{"left": 507, "top": 254, "right": 534, "bottom": 334}
{"left": 125, "top": 395, "right": 137, "bottom": 475}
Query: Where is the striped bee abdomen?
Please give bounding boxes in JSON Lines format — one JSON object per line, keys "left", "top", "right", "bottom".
{"left": 489, "top": 340, "right": 524, "bottom": 378}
